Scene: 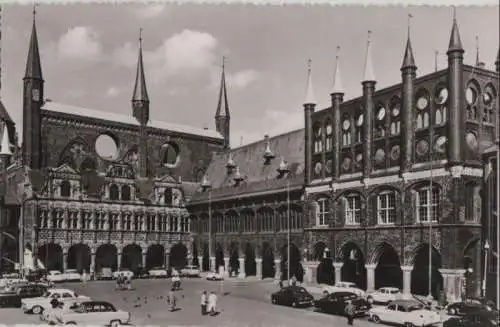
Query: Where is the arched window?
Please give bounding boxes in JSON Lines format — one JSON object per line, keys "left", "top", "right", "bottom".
{"left": 416, "top": 90, "right": 430, "bottom": 130}
{"left": 376, "top": 191, "right": 396, "bottom": 225}
{"left": 415, "top": 186, "right": 439, "bottom": 223}
{"left": 313, "top": 123, "right": 323, "bottom": 153}
{"left": 466, "top": 83, "right": 479, "bottom": 122}
{"left": 343, "top": 195, "right": 361, "bottom": 225}
{"left": 121, "top": 185, "right": 131, "bottom": 201}
{"left": 164, "top": 188, "right": 173, "bottom": 206}
{"left": 390, "top": 98, "right": 401, "bottom": 136}
{"left": 482, "top": 85, "right": 496, "bottom": 124}
{"left": 325, "top": 120, "right": 333, "bottom": 151}
{"left": 374, "top": 104, "right": 387, "bottom": 139}
{"left": 315, "top": 198, "right": 328, "bottom": 227}
{"left": 434, "top": 86, "right": 448, "bottom": 125}
{"left": 60, "top": 180, "right": 71, "bottom": 197}
{"left": 465, "top": 183, "right": 482, "bottom": 222}
{"left": 109, "top": 184, "right": 119, "bottom": 201}
{"left": 354, "top": 113, "right": 363, "bottom": 143}
{"left": 342, "top": 114, "right": 352, "bottom": 147}
{"left": 162, "top": 143, "right": 179, "bottom": 167}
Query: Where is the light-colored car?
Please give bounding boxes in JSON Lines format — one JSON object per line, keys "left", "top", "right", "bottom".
{"left": 367, "top": 287, "right": 403, "bottom": 304}
{"left": 46, "top": 270, "right": 66, "bottom": 283}
{"left": 63, "top": 269, "right": 81, "bottom": 282}
{"left": 53, "top": 300, "right": 131, "bottom": 327}
{"left": 21, "top": 288, "right": 90, "bottom": 315}
{"left": 0, "top": 277, "right": 27, "bottom": 288}
{"left": 181, "top": 265, "right": 201, "bottom": 277}
{"left": 369, "top": 300, "right": 442, "bottom": 327}
{"left": 112, "top": 270, "right": 134, "bottom": 280}
{"left": 148, "top": 267, "right": 168, "bottom": 278}
{"left": 322, "top": 281, "right": 366, "bottom": 298}
{"left": 206, "top": 272, "right": 224, "bottom": 281}
{"left": 41, "top": 298, "right": 88, "bottom": 322}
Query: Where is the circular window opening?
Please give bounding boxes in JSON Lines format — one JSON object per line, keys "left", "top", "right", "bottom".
{"left": 162, "top": 142, "right": 180, "bottom": 167}
{"left": 95, "top": 134, "right": 118, "bottom": 161}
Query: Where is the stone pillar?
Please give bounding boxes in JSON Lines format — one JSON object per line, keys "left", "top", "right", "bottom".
{"left": 274, "top": 259, "right": 281, "bottom": 280}
{"left": 238, "top": 257, "right": 246, "bottom": 278}
{"left": 365, "top": 264, "right": 376, "bottom": 293}
{"left": 142, "top": 250, "right": 147, "bottom": 269}
{"left": 440, "top": 269, "right": 465, "bottom": 304}
{"left": 333, "top": 262, "right": 343, "bottom": 284}
{"left": 63, "top": 248, "right": 68, "bottom": 272}
{"left": 224, "top": 257, "right": 230, "bottom": 277}
{"left": 117, "top": 252, "right": 122, "bottom": 270}
{"left": 165, "top": 250, "right": 170, "bottom": 270}
{"left": 210, "top": 257, "right": 216, "bottom": 272}
{"left": 256, "top": 258, "right": 263, "bottom": 280}
{"left": 198, "top": 256, "right": 203, "bottom": 270}
{"left": 90, "top": 251, "right": 96, "bottom": 279}
{"left": 303, "top": 261, "right": 318, "bottom": 284}
{"left": 401, "top": 266, "right": 413, "bottom": 299}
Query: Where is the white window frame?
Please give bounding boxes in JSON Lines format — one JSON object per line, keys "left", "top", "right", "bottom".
{"left": 377, "top": 191, "right": 396, "bottom": 225}
{"left": 315, "top": 198, "right": 328, "bottom": 227}
{"left": 345, "top": 196, "right": 361, "bottom": 225}
{"left": 416, "top": 187, "right": 439, "bottom": 223}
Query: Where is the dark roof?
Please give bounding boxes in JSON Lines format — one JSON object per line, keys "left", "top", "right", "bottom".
{"left": 132, "top": 40, "right": 149, "bottom": 102}
{"left": 0, "top": 101, "right": 14, "bottom": 123}
{"left": 448, "top": 18, "right": 464, "bottom": 53}
{"left": 25, "top": 18, "right": 43, "bottom": 80}
{"left": 190, "top": 129, "right": 304, "bottom": 203}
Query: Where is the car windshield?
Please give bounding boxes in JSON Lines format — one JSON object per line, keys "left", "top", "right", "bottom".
{"left": 291, "top": 288, "right": 307, "bottom": 294}
{"left": 390, "top": 290, "right": 399, "bottom": 294}
{"left": 407, "top": 304, "right": 424, "bottom": 312}
{"left": 341, "top": 294, "right": 358, "bottom": 300}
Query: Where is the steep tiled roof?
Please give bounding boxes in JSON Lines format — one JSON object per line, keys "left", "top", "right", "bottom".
{"left": 0, "top": 100, "right": 14, "bottom": 123}
{"left": 190, "top": 129, "right": 304, "bottom": 203}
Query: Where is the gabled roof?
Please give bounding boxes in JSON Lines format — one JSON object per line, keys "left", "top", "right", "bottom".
{"left": 190, "top": 129, "right": 304, "bottom": 203}
{"left": 0, "top": 100, "right": 14, "bottom": 123}
{"left": 42, "top": 101, "right": 223, "bottom": 140}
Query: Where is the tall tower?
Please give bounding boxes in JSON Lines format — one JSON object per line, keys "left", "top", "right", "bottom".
{"left": 215, "top": 57, "right": 230, "bottom": 150}
{"left": 330, "top": 47, "right": 344, "bottom": 181}
{"left": 362, "top": 31, "right": 376, "bottom": 177}
{"left": 132, "top": 28, "right": 149, "bottom": 126}
{"left": 22, "top": 8, "right": 44, "bottom": 170}
{"left": 303, "top": 59, "right": 316, "bottom": 186}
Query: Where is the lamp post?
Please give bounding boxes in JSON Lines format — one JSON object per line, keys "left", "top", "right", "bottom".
{"left": 482, "top": 240, "right": 490, "bottom": 297}
{"left": 201, "top": 176, "right": 212, "bottom": 273}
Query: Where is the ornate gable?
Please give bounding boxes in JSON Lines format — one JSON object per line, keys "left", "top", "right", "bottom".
{"left": 106, "top": 163, "right": 135, "bottom": 179}
{"left": 51, "top": 163, "right": 78, "bottom": 175}
{"left": 157, "top": 174, "right": 179, "bottom": 184}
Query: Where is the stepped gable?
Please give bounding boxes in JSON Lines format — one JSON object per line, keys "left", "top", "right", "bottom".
{"left": 191, "top": 128, "right": 304, "bottom": 201}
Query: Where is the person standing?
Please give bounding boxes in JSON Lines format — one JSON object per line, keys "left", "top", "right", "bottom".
{"left": 167, "top": 288, "right": 177, "bottom": 312}
{"left": 345, "top": 300, "right": 355, "bottom": 326}
{"left": 200, "top": 291, "right": 208, "bottom": 315}
{"left": 207, "top": 291, "right": 217, "bottom": 316}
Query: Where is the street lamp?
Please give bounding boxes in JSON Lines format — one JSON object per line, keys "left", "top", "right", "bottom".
{"left": 482, "top": 239, "right": 490, "bottom": 297}
{"left": 201, "top": 175, "right": 212, "bottom": 272}
{"left": 0, "top": 125, "right": 13, "bottom": 274}
{"left": 277, "top": 157, "right": 290, "bottom": 282}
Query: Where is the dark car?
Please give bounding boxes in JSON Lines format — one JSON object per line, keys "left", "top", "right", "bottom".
{"left": 447, "top": 298, "right": 498, "bottom": 316}
{"left": 444, "top": 312, "right": 499, "bottom": 327}
{"left": 270, "top": 286, "right": 314, "bottom": 308}
{"left": 0, "top": 284, "right": 47, "bottom": 308}
{"left": 314, "top": 291, "right": 371, "bottom": 316}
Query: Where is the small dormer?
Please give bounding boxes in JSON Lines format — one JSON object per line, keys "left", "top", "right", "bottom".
{"left": 277, "top": 157, "right": 290, "bottom": 178}
{"left": 233, "top": 166, "right": 244, "bottom": 185}
{"left": 225, "top": 153, "right": 236, "bottom": 174}
{"left": 263, "top": 134, "right": 275, "bottom": 164}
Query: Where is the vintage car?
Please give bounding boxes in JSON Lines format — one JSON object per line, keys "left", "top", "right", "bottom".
{"left": 446, "top": 298, "right": 498, "bottom": 316}
{"left": 53, "top": 300, "right": 131, "bottom": 327}
{"left": 181, "top": 265, "right": 201, "bottom": 278}
{"left": 367, "top": 287, "right": 403, "bottom": 304}
{"left": 206, "top": 272, "right": 224, "bottom": 281}
{"left": 271, "top": 286, "right": 314, "bottom": 308}
{"left": 63, "top": 269, "right": 82, "bottom": 282}
{"left": 369, "top": 300, "right": 441, "bottom": 327}
{"left": 314, "top": 291, "right": 370, "bottom": 316}
{"left": 0, "top": 277, "right": 27, "bottom": 288}
{"left": 112, "top": 269, "right": 134, "bottom": 280}
{"left": 21, "top": 288, "right": 90, "bottom": 314}
{"left": 443, "top": 312, "right": 499, "bottom": 327}
{"left": 0, "top": 284, "right": 47, "bottom": 308}
{"left": 148, "top": 267, "right": 168, "bottom": 278}
{"left": 98, "top": 268, "right": 114, "bottom": 280}
{"left": 41, "top": 298, "right": 92, "bottom": 323}
{"left": 322, "top": 281, "right": 366, "bottom": 298}
{"left": 46, "top": 270, "right": 66, "bottom": 283}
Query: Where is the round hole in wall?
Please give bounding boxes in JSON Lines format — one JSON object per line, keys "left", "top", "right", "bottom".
{"left": 95, "top": 134, "right": 118, "bottom": 161}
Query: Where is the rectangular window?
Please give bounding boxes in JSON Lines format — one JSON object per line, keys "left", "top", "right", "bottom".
{"left": 417, "top": 188, "right": 439, "bottom": 223}
{"left": 316, "top": 198, "right": 328, "bottom": 227}
{"left": 377, "top": 192, "right": 396, "bottom": 224}
{"left": 345, "top": 196, "right": 361, "bottom": 225}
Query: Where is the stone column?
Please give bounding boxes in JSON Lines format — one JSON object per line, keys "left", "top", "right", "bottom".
{"left": 365, "top": 264, "right": 376, "bottom": 293}
{"left": 274, "top": 259, "right": 281, "bottom": 280}
{"left": 142, "top": 250, "right": 147, "bottom": 269}
{"left": 256, "top": 258, "right": 263, "bottom": 280}
{"left": 198, "top": 256, "right": 203, "bottom": 270}
{"left": 165, "top": 250, "right": 170, "bottom": 270}
{"left": 224, "top": 257, "right": 230, "bottom": 277}
{"left": 117, "top": 252, "right": 122, "bottom": 270}
{"left": 303, "top": 261, "right": 318, "bottom": 284}
{"left": 401, "top": 266, "right": 413, "bottom": 299}
{"left": 439, "top": 269, "right": 465, "bottom": 304}
{"left": 63, "top": 248, "right": 68, "bottom": 272}
{"left": 333, "top": 262, "right": 343, "bottom": 284}
{"left": 210, "top": 257, "right": 216, "bottom": 272}
{"left": 238, "top": 257, "right": 246, "bottom": 278}
{"left": 90, "top": 251, "right": 96, "bottom": 279}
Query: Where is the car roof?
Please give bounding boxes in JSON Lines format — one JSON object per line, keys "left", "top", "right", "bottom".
{"left": 332, "top": 291, "right": 357, "bottom": 296}
{"left": 81, "top": 301, "right": 112, "bottom": 305}
{"left": 390, "top": 300, "right": 423, "bottom": 307}
{"left": 380, "top": 287, "right": 399, "bottom": 291}
{"left": 51, "top": 288, "right": 74, "bottom": 292}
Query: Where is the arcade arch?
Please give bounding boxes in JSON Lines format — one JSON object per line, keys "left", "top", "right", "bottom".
{"left": 314, "top": 242, "right": 335, "bottom": 285}
{"left": 146, "top": 244, "right": 165, "bottom": 269}
{"left": 38, "top": 243, "right": 63, "bottom": 272}
{"left": 215, "top": 243, "right": 224, "bottom": 271}
{"left": 202, "top": 243, "right": 209, "bottom": 272}
{"left": 67, "top": 243, "right": 91, "bottom": 273}
{"left": 95, "top": 244, "right": 117, "bottom": 272}
{"left": 229, "top": 242, "right": 240, "bottom": 276}
{"left": 340, "top": 242, "right": 366, "bottom": 290}
{"left": 261, "top": 242, "right": 275, "bottom": 279}
{"left": 280, "top": 243, "right": 303, "bottom": 282}
{"left": 369, "top": 242, "right": 402, "bottom": 290}
{"left": 244, "top": 242, "right": 256, "bottom": 277}
{"left": 122, "top": 244, "right": 142, "bottom": 273}
{"left": 170, "top": 243, "right": 188, "bottom": 270}
{"left": 410, "top": 243, "right": 443, "bottom": 299}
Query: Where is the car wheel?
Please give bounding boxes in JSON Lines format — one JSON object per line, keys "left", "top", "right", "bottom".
{"left": 404, "top": 323, "right": 416, "bottom": 327}
{"left": 32, "top": 305, "right": 44, "bottom": 315}
{"left": 65, "top": 322, "right": 77, "bottom": 325}
{"left": 371, "top": 315, "right": 381, "bottom": 323}
{"left": 291, "top": 301, "right": 297, "bottom": 308}
{"left": 110, "top": 320, "right": 121, "bottom": 327}
{"left": 448, "top": 308, "right": 456, "bottom": 315}
{"left": 367, "top": 296, "right": 374, "bottom": 304}
{"left": 271, "top": 297, "right": 277, "bottom": 304}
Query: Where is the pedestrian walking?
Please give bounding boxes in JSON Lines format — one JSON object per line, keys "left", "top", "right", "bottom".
{"left": 207, "top": 291, "right": 218, "bottom": 316}
{"left": 167, "top": 288, "right": 177, "bottom": 312}
{"left": 291, "top": 275, "right": 297, "bottom": 287}
{"left": 345, "top": 300, "right": 355, "bottom": 326}
{"left": 200, "top": 291, "right": 208, "bottom": 315}
{"left": 81, "top": 270, "right": 88, "bottom": 286}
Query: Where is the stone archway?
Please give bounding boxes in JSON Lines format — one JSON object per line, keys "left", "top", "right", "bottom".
{"left": 314, "top": 242, "right": 335, "bottom": 285}
{"left": 463, "top": 238, "right": 481, "bottom": 298}
{"left": 371, "top": 242, "right": 402, "bottom": 290}
{"left": 122, "top": 244, "right": 142, "bottom": 274}
{"left": 67, "top": 243, "right": 91, "bottom": 274}
{"left": 146, "top": 244, "right": 165, "bottom": 269}
{"left": 229, "top": 242, "right": 240, "bottom": 276}
{"left": 280, "top": 243, "right": 303, "bottom": 282}
{"left": 170, "top": 243, "right": 188, "bottom": 270}
{"left": 95, "top": 244, "right": 117, "bottom": 272}
{"left": 215, "top": 243, "right": 224, "bottom": 271}
{"left": 244, "top": 243, "right": 256, "bottom": 277}
{"left": 202, "top": 243, "right": 209, "bottom": 272}
{"left": 411, "top": 243, "right": 443, "bottom": 299}
{"left": 340, "top": 242, "right": 367, "bottom": 290}
{"left": 38, "top": 243, "right": 63, "bottom": 272}
{"left": 261, "top": 242, "right": 275, "bottom": 279}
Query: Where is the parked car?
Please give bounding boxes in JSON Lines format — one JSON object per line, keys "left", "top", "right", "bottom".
{"left": 181, "top": 265, "right": 201, "bottom": 278}
{"left": 322, "top": 281, "right": 366, "bottom": 298}
{"left": 0, "top": 284, "right": 47, "bottom": 308}
{"left": 63, "top": 269, "right": 82, "bottom": 282}
{"left": 446, "top": 298, "right": 498, "bottom": 316}
{"left": 46, "top": 271, "right": 66, "bottom": 283}
{"left": 0, "top": 277, "right": 27, "bottom": 288}
{"left": 443, "top": 312, "right": 499, "bottom": 327}
{"left": 314, "top": 291, "right": 371, "bottom": 316}
{"left": 21, "top": 288, "right": 90, "bottom": 314}
{"left": 98, "top": 268, "right": 113, "bottom": 280}
{"left": 271, "top": 286, "right": 314, "bottom": 308}
{"left": 206, "top": 272, "right": 224, "bottom": 281}
{"left": 53, "top": 300, "right": 131, "bottom": 327}
{"left": 367, "top": 287, "right": 403, "bottom": 304}
{"left": 112, "top": 270, "right": 134, "bottom": 280}
{"left": 148, "top": 267, "right": 168, "bottom": 278}
{"left": 369, "top": 300, "right": 441, "bottom": 327}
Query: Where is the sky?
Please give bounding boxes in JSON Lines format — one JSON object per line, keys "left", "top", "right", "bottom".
{"left": 0, "top": 3, "right": 498, "bottom": 148}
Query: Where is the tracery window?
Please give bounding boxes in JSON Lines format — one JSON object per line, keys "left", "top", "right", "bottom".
{"left": 466, "top": 84, "right": 479, "bottom": 122}
{"left": 390, "top": 98, "right": 401, "bottom": 135}
{"left": 416, "top": 90, "right": 430, "bottom": 129}
{"left": 483, "top": 85, "right": 496, "bottom": 125}
{"left": 374, "top": 104, "right": 387, "bottom": 139}
{"left": 121, "top": 185, "right": 131, "bottom": 201}
{"left": 325, "top": 120, "right": 333, "bottom": 151}
{"left": 133, "top": 215, "right": 140, "bottom": 230}
{"left": 465, "top": 183, "right": 482, "bottom": 222}
{"left": 109, "top": 184, "right": 119, "bottom": 201}
{"left": 434, "top": 87, "right": 448, "bottom": 125}
{"left": 342, "top": 114, "right": 352, "bottom": 147}
{"left": 313, "top": 123, "right": 323, "bottom": 153}
{"left": 344, "top": 195, "right": 361, "bottom": 225}
{"left": 124, "top": 214, "right": 132, "bottom": 230}
{"left": 354, "top": 113, "right": 363, "bottom": 143}
{"left": 60, "top": 180, "right": 71, "bottom": 197}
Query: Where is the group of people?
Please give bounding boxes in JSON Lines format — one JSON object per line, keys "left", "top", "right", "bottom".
{"left": 115, "top": 272, "right": 132, "bottom": 290}
{"left": 200, "top": 290, "right": 218, "bottom": 316}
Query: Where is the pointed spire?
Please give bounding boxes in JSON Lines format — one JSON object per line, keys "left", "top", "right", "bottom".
{"left": 24, "top": 4, "right": 43, "bottom": 80}
{"left": 447, "top": 7, "right": 464, "bottom": 53}
{"left": 475, "top": 35, "right": 480, "bottom": 66}
{"left": 216, "top": 56, "right": 229, "bottom": 117}
{"left": 331, "top": 46, "right": 344, "bottom": 94}
{"left": 401, "top": 14, "right": 416, "bottom": 70}
{"left": 304, "top": 59, "right": 316, "bottom": 105}
{"left": 132, "top": 28, "right": 149, "bottom": 102}
{"left": 0, "top": 125, "right": 12, "bottom": 156}
{"left": 362, "top": 30, "right": 376, "bottom": 82}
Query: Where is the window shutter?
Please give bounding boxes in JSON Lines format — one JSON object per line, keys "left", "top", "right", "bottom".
{"left": 411, "top": 190, "right": 418, "bottom": 224}
{"left": 371, "top": 195, "right": 378, "bottom": 226}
